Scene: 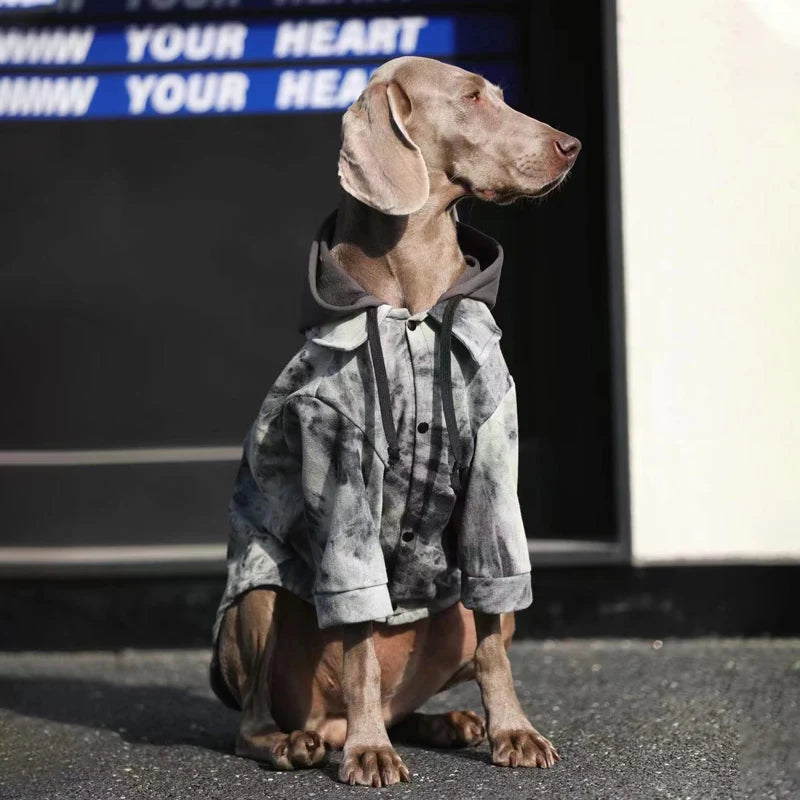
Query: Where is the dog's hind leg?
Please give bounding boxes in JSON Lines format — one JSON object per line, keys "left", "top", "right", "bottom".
{"left": 389, "top": 710, "right": 486, "bottom": 748}
{"left": 386, "top": 608, "right": 515, "bottom": 749}
{"left": 218, "top": 589, "right": 326, "bottom": 770}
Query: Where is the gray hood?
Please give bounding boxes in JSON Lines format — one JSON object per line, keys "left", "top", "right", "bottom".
{"left": 300, "top": 211, "right": 504, "bottom": 332}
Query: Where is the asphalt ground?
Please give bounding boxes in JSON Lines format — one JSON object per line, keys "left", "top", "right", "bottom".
{"left": 0, "top": 640, "right": 797, "bottom": 800}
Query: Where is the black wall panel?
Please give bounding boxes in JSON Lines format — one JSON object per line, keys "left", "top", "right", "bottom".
{"left": 0, "top": 1, "right": 623, "bottom": 563}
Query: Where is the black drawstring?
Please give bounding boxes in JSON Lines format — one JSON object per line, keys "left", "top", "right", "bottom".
{"left": 366, "top": 306, "right": 401, "bottom": 463}
{"left": 366, "top": 298, "right": 465, "bottom": 491}
{"left": 439, "top": 295, "right": 465, "bottom": 492}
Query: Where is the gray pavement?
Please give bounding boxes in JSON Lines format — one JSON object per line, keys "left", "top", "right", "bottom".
{"left": 0, "top": 640, "right": 797, "bottom": 800}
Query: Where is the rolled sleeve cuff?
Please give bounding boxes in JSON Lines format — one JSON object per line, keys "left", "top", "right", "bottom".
{"left": 461, "top": 573, "right": 532, "bottom": 614}
{"left": 314, "top": 583, "right": 394, "bottom": 629}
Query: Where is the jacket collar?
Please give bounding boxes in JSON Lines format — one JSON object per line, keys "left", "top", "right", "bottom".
{"left": 307, "top": 299, "right": 501, "bottom": 366}
{"left": 300, "top": 211, "right": 504, "bottom": 333}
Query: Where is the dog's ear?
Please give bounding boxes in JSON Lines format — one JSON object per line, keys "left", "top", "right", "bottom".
{"left": 338, "top": 81, "right": 429, "bottom": 216}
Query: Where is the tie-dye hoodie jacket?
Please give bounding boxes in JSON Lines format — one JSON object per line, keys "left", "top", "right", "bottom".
{"left": 212, "top": 212, "right": 532, "bottom": 642}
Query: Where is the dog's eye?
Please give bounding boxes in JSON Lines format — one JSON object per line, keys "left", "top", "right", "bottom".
{"left": 465, "top": 90, "right": 481, "bottom": 102}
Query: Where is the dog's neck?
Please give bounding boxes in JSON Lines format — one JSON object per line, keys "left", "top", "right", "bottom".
{"left": 331, "top": 172, "right": 467, "bottom": 314}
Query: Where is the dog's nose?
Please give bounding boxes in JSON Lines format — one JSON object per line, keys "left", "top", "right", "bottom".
{"left": 554, "top": 135, "right": 582, "bottom": 161}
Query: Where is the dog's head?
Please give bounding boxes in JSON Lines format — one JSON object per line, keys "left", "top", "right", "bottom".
{"left": 338, "top": 56, "right": 581, "bottom": 215}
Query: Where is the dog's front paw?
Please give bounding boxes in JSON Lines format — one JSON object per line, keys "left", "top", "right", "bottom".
{"left": 490, "top": 729, "right": 560, "bottom": 768}
{"left": 339, "top": 745, "right": 411, "bottom": 787}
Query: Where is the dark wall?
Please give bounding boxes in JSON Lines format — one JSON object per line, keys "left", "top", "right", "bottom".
{"left": 458, "top": 2, "right": 616, "bottom": 542}
{"left": 0, "top": 1, "right": 619, "bottom": 551}
{"left": 1, "top": 114, "right": 339, "bottom": 450}
{"left": 3, "top": 565, "right": 798, "bottom": 650}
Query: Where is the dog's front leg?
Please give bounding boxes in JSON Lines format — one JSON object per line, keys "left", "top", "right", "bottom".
{"left": 339, "top": 621, "right": 410, "bottom": 786}
{"left": 473, "top": 610, "right": 561, "bottom": 768}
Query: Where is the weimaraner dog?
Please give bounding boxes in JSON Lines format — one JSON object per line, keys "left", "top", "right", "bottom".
{"left": 213, "top": 56, "right": 581, "bottom": 787}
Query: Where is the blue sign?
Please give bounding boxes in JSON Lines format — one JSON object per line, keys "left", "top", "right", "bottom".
{"left": 1, "top": 0, "right": 497, "bottom": 14}
{"left": 0, "top": 15, "right": 517, "bottom": 67}
{"left": 0, "top": 0, "right": 56, "bottom": 10}
{"left": 0, "top": 60, "right": 518, "bottom": 119}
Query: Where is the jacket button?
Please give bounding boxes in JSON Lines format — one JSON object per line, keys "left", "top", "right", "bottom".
{"left": 407, "top": 320, "right": 418, "bottom": 331}
{"left": 401, "top": 531, "right": 414, "bottom": 542}
{"left": 417, "top": 422, "right": 429, "bottom": 434}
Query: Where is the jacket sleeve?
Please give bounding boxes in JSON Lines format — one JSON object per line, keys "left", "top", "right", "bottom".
{"left": 458, "top": 382, "right": 533, "bottom": 614}
{"left": 287, "top": 394, "right": 394, "bottom": 628}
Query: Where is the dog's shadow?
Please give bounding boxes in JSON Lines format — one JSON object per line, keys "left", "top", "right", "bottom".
{"left": 0, "top": 676, "right": 238, "bottom": 753}
{"left": 0, "top": 675, "right": 502, "bottom": 774}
